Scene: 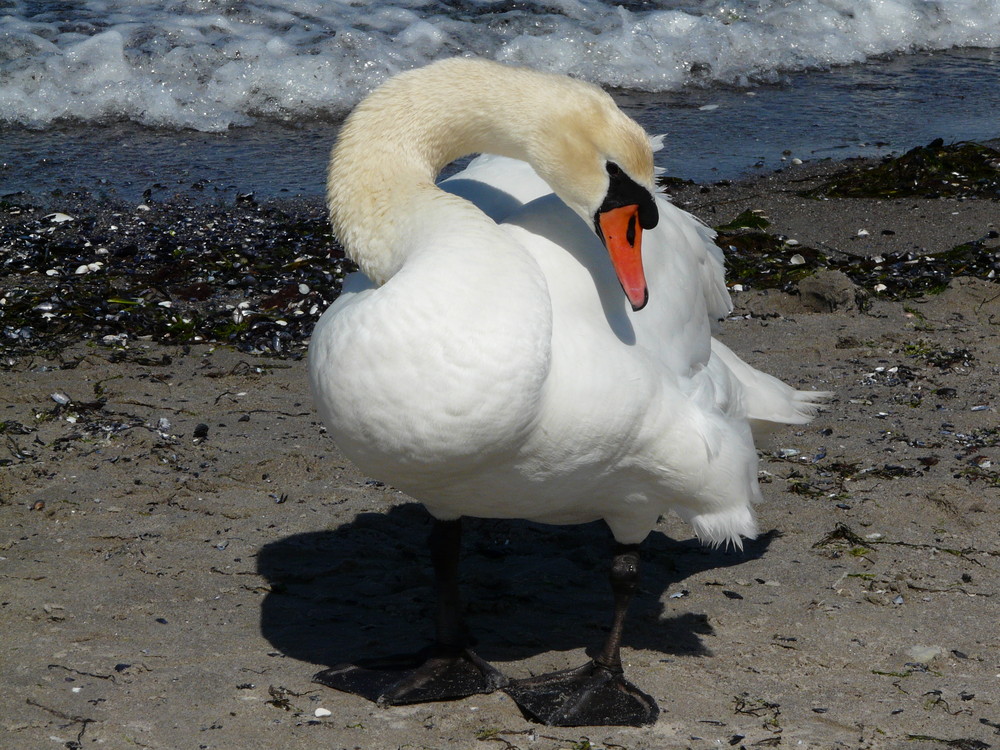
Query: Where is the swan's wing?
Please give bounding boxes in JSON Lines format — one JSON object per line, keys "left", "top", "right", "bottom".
{"left": 499, "top": 202, "right": 763, "bottom": 549}
{"left": 675, "top": 203, "right": 733, "bottom": 330}
{"left": 451, "top": 156, "right": 734, "bottom": 378}
{"left": 623, "top": 195, "right": 734, "bottom": 374}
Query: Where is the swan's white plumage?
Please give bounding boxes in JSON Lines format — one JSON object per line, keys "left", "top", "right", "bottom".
{"left": 310, "top": 58, "right": 829, "bottom": 549}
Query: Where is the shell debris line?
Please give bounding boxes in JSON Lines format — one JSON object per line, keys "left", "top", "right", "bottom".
{"left": 4, "top": 139, "right": 998, "bottom": 361}
{"left": 1, "top": 194, "right": 350, "bottom": 358}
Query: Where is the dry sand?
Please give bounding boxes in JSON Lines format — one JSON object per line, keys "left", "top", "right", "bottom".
{"left": 2, "top": 161, "right": 999, "bottom": 750}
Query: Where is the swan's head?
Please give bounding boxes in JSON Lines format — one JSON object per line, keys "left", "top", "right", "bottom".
{"left": 526, "top": 87, "right": 659, "bottom": 311}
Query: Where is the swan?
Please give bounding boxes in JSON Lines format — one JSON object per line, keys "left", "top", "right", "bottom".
{"left": 308, "top": 57, "right": 830, "bottom": 727}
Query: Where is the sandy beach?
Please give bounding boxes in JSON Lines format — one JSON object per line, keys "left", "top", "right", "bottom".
{"left": 2, "top": 151, "right": 999, "bottom": 750}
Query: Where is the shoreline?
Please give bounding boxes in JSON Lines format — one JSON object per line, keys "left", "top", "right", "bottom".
{"left": 2, "top": 151, "right": 999, "bottom": 749}
{"left": 4, "top": 47, "right": 1000, "bottom": 199}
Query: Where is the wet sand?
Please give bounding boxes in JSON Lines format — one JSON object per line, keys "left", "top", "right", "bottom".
{"left": 2, "top": 156, "right": 999, "bottom": 750}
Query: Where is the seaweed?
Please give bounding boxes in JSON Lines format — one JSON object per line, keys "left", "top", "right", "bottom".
{"left": 716, "top": 224, "right": 1000, "bottom": 298}
{"left": 803, "top": 139, "right": 1000, "bottom": 200}
{"left": 727, "top": 141, "right": 1000, "bottom": 293}
{"left": 716, "top": 229, "right": 824, "bottom": 293}
{"left": 0, "top": 195, "right": 351, "bottom": 358}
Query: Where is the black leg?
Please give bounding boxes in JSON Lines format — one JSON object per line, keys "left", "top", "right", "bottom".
{"left": 504, "top": 542, "right": 659, "bottom": 726}
{"left": 595, "top": 543, "right": 641, "bottom": 673}
{"left": 429, "top": 518, "right": 467, "bottom": 650}
{"left": 313, "top": 518, "right": 507, "bottom": 705}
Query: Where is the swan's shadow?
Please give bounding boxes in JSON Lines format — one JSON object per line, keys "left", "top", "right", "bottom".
{"left": 256, "top": 503, "right": 774, "bottom": 670}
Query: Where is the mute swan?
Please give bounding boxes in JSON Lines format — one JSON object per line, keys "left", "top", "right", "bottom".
{"left": 308, "top": 57, "right": 829, "bottom": 727}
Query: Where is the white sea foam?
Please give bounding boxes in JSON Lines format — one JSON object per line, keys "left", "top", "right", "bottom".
{"left": 2, "top": 0, "right": 999, "bottom": 131}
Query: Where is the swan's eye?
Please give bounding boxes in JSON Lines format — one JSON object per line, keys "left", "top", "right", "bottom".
{"left": 598, "top": 161, "right": 658, "bottom": 231}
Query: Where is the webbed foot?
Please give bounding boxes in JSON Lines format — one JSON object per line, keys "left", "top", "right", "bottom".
{"left": 505, "top": 661, "right": 658, "bottom": 727}
{"left": 314, "top": 646, "right": 507, "bottom": 706}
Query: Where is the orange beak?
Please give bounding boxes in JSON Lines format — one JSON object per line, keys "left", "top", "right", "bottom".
{"left": 597, "top": 204, "right": 648, "bottom": 311}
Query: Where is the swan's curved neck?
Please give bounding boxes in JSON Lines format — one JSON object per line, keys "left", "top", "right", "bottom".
{"left": 326, "top": 59, "right": 602, "bottom": 284}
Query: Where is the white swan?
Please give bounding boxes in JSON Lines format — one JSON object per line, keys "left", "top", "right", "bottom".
{"left": 308, "top": 57, "right": 829, "bottom": 727}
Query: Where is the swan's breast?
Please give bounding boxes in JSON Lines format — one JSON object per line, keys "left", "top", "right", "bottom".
{"left": 309, "top": 227, "right": 553, "bottom": 484}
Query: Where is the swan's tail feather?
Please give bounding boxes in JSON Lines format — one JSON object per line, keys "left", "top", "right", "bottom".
{"left": 790, "top": 388, "right": 834, "bottom": 419}
{"left": 709, "top": 338, "right": 833, "bottom": 430}
{"left": 746, "top": 388, "right": 832, "bottom": 441}
{"left": 689, "top": 505, "right": 758, "bottom": 551}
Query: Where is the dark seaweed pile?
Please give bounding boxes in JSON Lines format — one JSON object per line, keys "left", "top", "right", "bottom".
{"left": 1, "top": 194, "right": 350, "bottom": 359}
{"left": 717, "top": 139, "right": 1000, "bottom": 295}
{"left": 717, "top": 211, "right": 1000, "bottom": 298}
{"left": 804, "top": 139, "right": 1000, "bottom": 200}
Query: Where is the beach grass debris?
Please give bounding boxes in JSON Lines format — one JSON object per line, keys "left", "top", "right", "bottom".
{"left": 813, "top": 523, "right": 872, "bottom": 552}
{"left": 733, "top": 692, "right": 781, "bottom": 731}
{"left": 714, "top": 224, "right": 819, "bottom": 293}
{"left": 715, "top": 209, "right": 771, "bottom": 232}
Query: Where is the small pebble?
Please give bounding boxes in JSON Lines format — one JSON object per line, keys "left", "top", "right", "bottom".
{"left": 907, "top": 645, "right": 943, "bottom": 663}
{"left": 314, "top": 707, "right": 332, "bottom": 718}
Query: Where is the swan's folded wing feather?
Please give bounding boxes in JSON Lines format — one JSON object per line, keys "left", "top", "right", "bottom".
{"left": 710, "top": 338, "right": 833, "bottom": 432}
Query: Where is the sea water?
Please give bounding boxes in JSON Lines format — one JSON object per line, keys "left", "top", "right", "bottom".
{"left": 1, "top": 0, "right": 999, "bottom": 199}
